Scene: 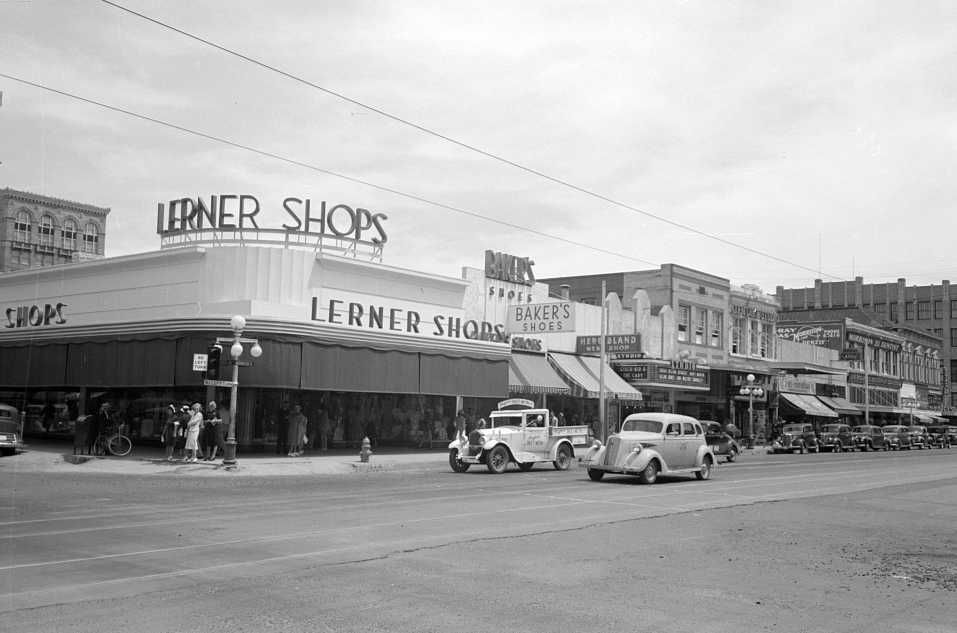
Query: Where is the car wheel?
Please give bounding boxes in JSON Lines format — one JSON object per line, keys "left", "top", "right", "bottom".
{"left": 726, "top": 447, "right": 737, "bottom": 463}
{"left": 835, "top": 442, "right": 843, "bottom": 453}
{"left": 448, "top": 449, "right": 470, "bottom": 473}
{"left": 486, "top": 445, "right": 510, "bottom": 474}
{"left": 553, "top": 445, "right": 572, "bottom": 471}
{"left": 695, "top": 455, "right": 713, "bottom": 480}
{"left": 638, "top": 460, "right": 659, "bottom": 484}
{"left": 518, "top": 462, "right": 534, "bottom": 471}
{"left": 587, "top": 468, "right": 604, "bottom": 481}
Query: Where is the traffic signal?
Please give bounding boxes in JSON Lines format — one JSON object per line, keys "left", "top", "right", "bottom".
{"left": 206, "top": 344, "right": 223, "bottom": 381}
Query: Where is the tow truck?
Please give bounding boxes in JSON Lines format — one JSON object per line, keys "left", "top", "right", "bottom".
{"left": 448, "top": 399, "right": 591, "bottom": 473}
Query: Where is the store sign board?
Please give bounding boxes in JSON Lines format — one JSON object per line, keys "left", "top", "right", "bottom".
{"left": 614, "top": 361, "right": 710, "bottom": 389}
{"left": 156, "top": 195, "right": 389, "bottom": 244}
{"left": 506, "top": 302, "right": 575, "bottom": 333}
{"left": 4, "top": 302, "right": 68, "bottom": 328}
{"left": 510, "top": 336, "right": 546, "bottom": 353}
{"left": 575, "top": 334, "right": 641, "bottom": 356}
{"left": 484, "top": 250, "right": 535, "bottom": 286}
{"left": 776, "top": 322, "right": 844, "bottom": 351}
{"left": 730, "top": 303, "right": 778, "bottom": 322}
{"left": 847, "top": 331, "right": 902, "bottom": 352}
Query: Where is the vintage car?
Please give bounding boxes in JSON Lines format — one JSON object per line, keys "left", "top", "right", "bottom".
{"left": 946, "top": 426, "right": 957, "bottom": 446}
{"left": 818, "top": 423, "right": 853, "bottom": 453}
{"left": 851, "top": 425, "right": 887, "bottom": 451}
{"left": 701, "top": 421, "right": 740, "bottom": 462}
{"left": 924, "top": 426, "right": 952, "bottom": 448}
{"left": 448, "top": 400, "right": 590, "bottom": 474}
{"left": 906, "top": 425, "right": 928, "bottom": 449}
{"left": 882, "top": 425, "right": 912, "bottom": 450}
{"left": 0, "top": 404, "right": 22, "bottom": 456}
{"left": 580, "top": 412, "right": 715, "bottom": 484}
{"left": 772, "top": 423, "right": 819, "bottom": 454}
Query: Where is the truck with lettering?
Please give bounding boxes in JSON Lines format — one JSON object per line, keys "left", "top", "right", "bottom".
{"left": 448, "top": 399, "right": 591, "bottom": 474}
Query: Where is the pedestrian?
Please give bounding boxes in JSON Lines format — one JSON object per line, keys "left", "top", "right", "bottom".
{"left": 318, "top": 407, "right": 331, "bottom": 452}
{"left": 213, "top": 401, "right": 229, "bottom": 460}
{"left": 287, "top": 404, "right": 308, "bottom": 456}
{"left": 276, "top": 402, "right": 290, "bottom": 455}
{"left": 175, "top": 405, "right": 190, "bottom": 460}
{"left": 454, "top": 410, "right": 467, "bottom": 443}
{"left": 88, "top": 402, "right": 111, "bottom": 455}
{"left": 184, "top": 402, "right": 203, "bottom": 463}
{"left": 161, "top": 404, "right": 178, "bottom": 462}
{"left": 203, "top": 401, "right": 220, "bottom": 461}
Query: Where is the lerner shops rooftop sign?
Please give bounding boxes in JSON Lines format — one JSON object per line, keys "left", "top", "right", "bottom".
{"left": 156, "top": 195, "right": 388, "bottom": 259}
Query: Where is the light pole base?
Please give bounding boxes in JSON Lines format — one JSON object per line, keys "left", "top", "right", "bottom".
{"left": 222, "top": 439, "right": 239, "bottom": 470}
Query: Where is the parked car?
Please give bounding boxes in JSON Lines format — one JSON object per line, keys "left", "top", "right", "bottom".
{"left": 881, "top": 425, "right": 912, "bottom": 450}
{"left": 947, "top": 426, "right": 957, "bottom": 446}
{"left": 906, "top": 425, "right": 928, "bottom": 449}
{"left": 924, "top": 426, "right": 952, "bottom": 449}
{"left": 701, "top": 421, "right": 740, "bottom": 462}
{"left": 818, "top": 423, "right": 853, "bottom": 453}
{"left": 773, "top": 423, "right": 819, "bottom": 454}
{"left": 851, "top": 425, "right": 887, "bottom": 451}
{"left": 581, "top": 412, "right": 715, "bottom": 484}
{"left": 0, "top": 404, "right": 22, "bottom": 456}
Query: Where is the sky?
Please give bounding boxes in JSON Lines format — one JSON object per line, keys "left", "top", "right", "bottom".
{"left": 1, "top": 0, "right": 956, "bottom": 293}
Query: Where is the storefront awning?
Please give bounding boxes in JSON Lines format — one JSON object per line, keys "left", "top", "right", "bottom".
{"left": 549, "top": 352, "right": 642, "bottom": 401}
{"left": 770, "top": 361, "right": 845, "bottom": 376}
{"left": 817, "top": 396, "right": 862, "bottom": 416}
{"left": 910, "top": 412, "right": 936, "bottom": 424}
{"left": 779, "top": 392, "right": 839, "bottom": 418}
{"left": 508, "top": 353, "right": 570, "bottom": 395}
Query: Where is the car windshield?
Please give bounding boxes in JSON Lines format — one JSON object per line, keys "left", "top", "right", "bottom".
{"left": 782, "top": 425, "right": 805, "bottom": 433}
{"left": 491, "top": 415, "right": 522, "bottom": 428}
{"left": 907, "top": 426, "right": 924, "bottom": 432}
{"left": 621, "top": 419, "right": 663, "bottom": 433}
{"left": 822, "top": 425, "right": 842, "bottom": 433}
{"left": 884, "top": 426, "right": 902, "bottom": 432}
{"left": 852, "top": 426, "right": 872, "bottom": 433}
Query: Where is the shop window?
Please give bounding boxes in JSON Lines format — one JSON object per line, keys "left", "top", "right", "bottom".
{"left": 62, "top": 219, "right": 78, "bottom": 250}
{"left": 694, "top": 307, "right": 706, "bottom": 345}
{"left": 13, "top": 210, "right": 31, "bottom": 242}
{"left": 709, "top": 310, "right": 722, "bottom": 348}
{"left": 677, "top": 305, "right": 690, "bottom": 342}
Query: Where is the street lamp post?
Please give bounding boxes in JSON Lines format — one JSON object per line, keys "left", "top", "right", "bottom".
{"left": 219, "top": 315, "right": 262, "bottom": 471}
{"left": 739, "top": 373, "right": 764, "bottom": 449}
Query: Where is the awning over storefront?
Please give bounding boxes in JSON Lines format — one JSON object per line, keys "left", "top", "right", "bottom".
{"left": 817, "top": 396, "right": 862, "bottom": 416}
{"left": 549, "top": 352, "right": 642, "bottom": 400}
{"left": 770, "top": 361, "right": 845, "bottom": 376}
{"left": 779, "top": 392, "right": 839, "bottom": 418}
{"left": 508, "top": 353, "right": 570, "bottom": 395}
{"left": 909, "top": 412, "right": 936, "bottom": 424}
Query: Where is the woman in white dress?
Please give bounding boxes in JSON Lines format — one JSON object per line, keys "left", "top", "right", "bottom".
{"left": 185, "top": 402, "right": 203, "bottom": 463}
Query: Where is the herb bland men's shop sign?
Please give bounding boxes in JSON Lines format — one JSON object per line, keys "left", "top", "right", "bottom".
{"left": 5, "top": 302, "right": 67, "bottom": 328}
{"left": 156, "top": 195, "right": 388, "bottom": 244}
{"left": 506, "top": 302, "right": 575, "bottom": 333}
{"left": 311, "top": 297, "right": 507, "bottom": 342}
{"left": 575, "top": 334, "right": 642, "bottom": 356}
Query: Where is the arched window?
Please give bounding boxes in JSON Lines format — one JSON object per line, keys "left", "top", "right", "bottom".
{"left": 82, "top": 222, "right": 100, "bottom": 253}
{"left": 62, "top": 218, "right": 78, "bottom": 250}
{"left": 38, "top": 214, "right": 55, "bottom": 247}
{"left": 13, "top": 210, "right": 32, "bottom": 242}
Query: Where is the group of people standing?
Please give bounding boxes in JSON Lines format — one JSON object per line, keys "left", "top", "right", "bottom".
{"left": 161, "top": 400, "right": 229, "bottom": 463}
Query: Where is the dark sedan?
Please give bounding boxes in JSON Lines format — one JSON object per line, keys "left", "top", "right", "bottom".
{"left": 701, "top": 421, "right": 741, "bottom": 463}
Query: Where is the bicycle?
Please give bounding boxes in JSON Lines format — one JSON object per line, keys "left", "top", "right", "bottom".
{"left": 93, "top": 424, "right": 133, "bottom": 457}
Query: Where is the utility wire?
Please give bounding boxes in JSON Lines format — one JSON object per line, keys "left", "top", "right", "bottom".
{"left": 98, "top": 0, "right": 843, "bottom": 281}
{"left": 0, "top": 71, "right": 658, "bottom": 266}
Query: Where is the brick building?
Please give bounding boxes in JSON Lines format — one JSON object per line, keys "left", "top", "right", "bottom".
{"left": 0, "top": 188, "right": 110, "bottom": 273}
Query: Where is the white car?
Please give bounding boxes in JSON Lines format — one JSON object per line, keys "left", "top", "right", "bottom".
{"left": 581, "top": 412, "right": 715, "bottom": 484}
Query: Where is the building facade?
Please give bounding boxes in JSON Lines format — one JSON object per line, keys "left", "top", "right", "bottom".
{"left": 776, "top": 277, "right": 955, "bottom": 415}
{"left": 0, "top": 188, "right": 109, "bottom": 273}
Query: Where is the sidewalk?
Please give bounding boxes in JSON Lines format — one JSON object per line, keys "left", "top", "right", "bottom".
{"left": 0, "top": 440, "right": 448, "bottom": 477}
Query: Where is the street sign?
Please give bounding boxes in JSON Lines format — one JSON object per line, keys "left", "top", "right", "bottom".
{"left": 203, "top": 379, "right": 236, "bottom": 387}
{"left": 229, "top": 360, "right": 253, "bottom": 367}
{"left": 192, "top": 353, "right": 208, "bottom": 372}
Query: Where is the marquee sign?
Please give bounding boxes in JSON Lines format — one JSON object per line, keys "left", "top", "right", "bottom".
{"left": 613, "top": 359, "right": 710, "bottom": 390}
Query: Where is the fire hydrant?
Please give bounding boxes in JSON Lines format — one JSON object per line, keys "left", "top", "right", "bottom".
{"left": 359, "top": 436, "right": 373, "bottom": 463}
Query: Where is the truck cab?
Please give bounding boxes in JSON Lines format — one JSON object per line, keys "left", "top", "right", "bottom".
{"left": 448, "top": 399, "right": 590, "bottom": 474}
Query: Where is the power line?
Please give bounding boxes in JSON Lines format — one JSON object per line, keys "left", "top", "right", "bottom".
{"left": 0, "top": 71, "right": 658, "bottom": 266}
{"left": 97, "top": 0, "right": 843, "bottom": 281}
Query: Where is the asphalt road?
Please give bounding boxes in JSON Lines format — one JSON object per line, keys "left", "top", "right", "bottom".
{"left": 2, "top": 448, "right": 956, "bottom": 633}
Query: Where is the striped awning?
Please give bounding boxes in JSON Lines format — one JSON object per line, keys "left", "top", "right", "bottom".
{"left": 549, "top": 352, "right": 642, "bottom": 401}
{"left": 817, "top": 396, "right": 862, "bottom": 416}
{"left": 779, "top": 392, "right": 839, "bottom": 418}
{"left": 508, "top": 353, "right": 570, "bottom": 395}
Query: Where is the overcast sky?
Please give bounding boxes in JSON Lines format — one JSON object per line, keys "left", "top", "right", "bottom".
{"left": 2, "top": 1, "right": 955, "bottom": 293}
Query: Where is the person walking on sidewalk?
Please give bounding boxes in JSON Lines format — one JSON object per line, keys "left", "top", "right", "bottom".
{"left": 287, "top": 404, "right": 308, "bottom": 457}
{"left": 204, "top": 401, "right": 222, "bottom": 461}
{"left": 184, "top": 402, "right": 203, "bottom": 463}
{"left": 161, "top": 404, "right": 179, "bottom": 462}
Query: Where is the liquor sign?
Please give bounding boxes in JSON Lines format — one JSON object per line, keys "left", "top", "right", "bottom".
{"left": 575, "top": 334, "right": 642, "bottom": 356}
{"left": 506, "top": 302, "right": 575, "bottom": 334}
